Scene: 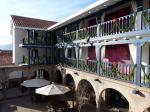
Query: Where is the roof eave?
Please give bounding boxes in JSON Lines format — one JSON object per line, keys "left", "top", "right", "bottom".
{"left": 48, "top": 0, "right": 121, "bottom": 31}
{"left": 15, "top": 26, "right": 49, "bottom": 31}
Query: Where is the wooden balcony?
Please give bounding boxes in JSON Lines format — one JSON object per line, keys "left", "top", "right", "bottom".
{"left": 60, "top": 58, "right": 150, "bottom": 88}
{"left": 19, "top": 37, "right": 53, "bottom": 48}
{"left": 22, "top": 56, "right": 55, "bottom": 65}
{"left": 62, "top": 9, "right": 150, "bottom": 43}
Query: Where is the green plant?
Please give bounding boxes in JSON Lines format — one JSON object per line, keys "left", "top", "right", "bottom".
{"left": 23, "top": 56, "right": 29, "bottom": 64}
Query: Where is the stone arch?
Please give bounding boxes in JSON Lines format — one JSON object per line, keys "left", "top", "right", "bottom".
{"left": 76, "top": 79, "right": 97, "bottom": 112}
{"left": 56, "top": 70, "right": 63, "bottom": 84}
{"left": 143, "top": 107, "right": 150, "bottom": 112}
{"left": 64, "top": 74, "right": 75, "bottom": 90}
{"left": 98, "top": 88, "right": 129, "bottom": 112}
{"left": 32, "top": 68, "right": 49, "bottom": 80}
{"left": 140, "top": 101, "right": 150, "bottom": 112}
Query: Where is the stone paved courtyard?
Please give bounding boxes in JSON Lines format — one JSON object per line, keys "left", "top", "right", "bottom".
{"left": 0, "top": 96, "right": 48, "bottom": 112}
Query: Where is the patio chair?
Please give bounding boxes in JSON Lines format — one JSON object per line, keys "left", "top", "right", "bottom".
{"left": 47, "top": 104, "right": 55, "bottom": 112}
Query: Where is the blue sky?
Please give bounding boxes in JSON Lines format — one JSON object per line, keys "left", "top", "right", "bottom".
{"left": 0, "top": 0, "right": 96, "bottom": 46}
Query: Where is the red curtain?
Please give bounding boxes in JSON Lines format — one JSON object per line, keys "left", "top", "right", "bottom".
{"left": 88, "top": 46, "right": 96, "bottom": 60}
{"left": 104, "top": 44, "right": 130, "bottom": 63}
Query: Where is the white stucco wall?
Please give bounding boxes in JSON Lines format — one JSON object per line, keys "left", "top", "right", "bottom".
{"left": 141, "top": 42, "right": 150, "bottom": 80}
{"left": 142, "top": 42, "right": 150, "bottom": 65}
{"left": 14, "top": 28, "right": 28, "bottom": 65}
{"left": 79, "top": 47, "right": 88, "bottom": 59}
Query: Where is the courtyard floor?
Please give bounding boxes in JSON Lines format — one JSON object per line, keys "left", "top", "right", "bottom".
{"left": 0, "top": 87, "right": 76, "bottom": 112}
{"left": 0, "top": 95, "right": 48, "bottom": 112}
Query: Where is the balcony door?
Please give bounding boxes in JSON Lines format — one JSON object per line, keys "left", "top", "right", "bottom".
{"left": 104, "top": 44, "right": 130, "bottom": 63}
{"left": 88, "top": 18, "right": 96, "bottom": 27}
{"left": 88, "top": 46, "right": 96, "bottom": 60}
{"left": 104, "top": 6, "right": 131, "bottom": 21}
{"left": 32, "top": 49, "right": 38, "bottom": 57}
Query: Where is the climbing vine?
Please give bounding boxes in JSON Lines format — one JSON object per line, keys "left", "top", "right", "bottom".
{"left": 142, "top": 10, "right": 150, "bottom": 25}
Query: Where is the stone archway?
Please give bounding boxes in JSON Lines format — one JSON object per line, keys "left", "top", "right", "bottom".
{"left": 143, "top": 107, "right": 150, "bottom": 112}
{"left": 32, "top": 69, "right": 49, "bottom": 80}
{"left": 99, "top": 88, "right": 129, "bottom": 112}
{"left": 64, "top": 74, "right": 75, "bottom": 90}
{"left": 76, "top": 79, "right": 97, "bottom": 112}
{"left": 56, "top": 70, "right": 63, "bottom": 84}
{"left": 64, "top": 74, "right": 76, "bottom": 108}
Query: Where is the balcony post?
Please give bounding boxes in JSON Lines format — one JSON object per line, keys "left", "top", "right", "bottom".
{"left": 28, "top": 48, "right": 31, "bottom": 65}
{"left": 75, "top": 46, "right": 79, "bottom": 69}
{"left": 63, "top": 46, "right": 68, "bottom": 66}
{"left": 45, "top": 48, "right": 48, "bottom": 64}
{"left": 27, "top": 30, "right": 30, "bottom": 44}
{"left": 136, "top": 0, "right": 142, "bottom": 31}
{"left": 136, "top": 11, "right": 142, "bottom": 31}
{"left": 76, "top": 30, "right": 78, "bottom": 40}
{"left": 97, "top": 24, "right": 100, "bottom": 37}
{"left": 134, "top": 42, "right": 144, "bottom": 86}
{"left": 33, "top": 30, "right": 35, "bottom": 44}
{"left": 95, "top": 45, "right": 101, "bottom": 75}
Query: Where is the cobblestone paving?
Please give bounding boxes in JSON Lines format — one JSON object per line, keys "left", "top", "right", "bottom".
{"left": 0, "top": 96, "right": 48, "bottom": 112}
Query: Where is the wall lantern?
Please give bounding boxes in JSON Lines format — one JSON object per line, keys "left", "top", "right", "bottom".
{"left": 94, "top": 78, "right": 101, "bottom": 83}
{"left": 136, "top": 35, "right": 142, "bottom": 39}
{"left": 104, "top": 40, "right": 108, "bottom": 42}
{"left": 131, "top": 89, "right": 139, "bottom": 94}
{"left": 74, "top": 71, "right": 79, "bottom": 76}
{"left": 123, "top": 37, "right": 129, "bottom": 40}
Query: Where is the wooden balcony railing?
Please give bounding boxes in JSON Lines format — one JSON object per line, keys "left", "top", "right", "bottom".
{"left": 65, "top": 58, "right": 77, "bottom": 69}
{"left": 100, "top": 61, "right": 135, "bottom": 83}
{"left": 140, "top": 64, "right": 150, "bottom": 87}
{"left": 64, "top": 31, "right": 76, "bottom": 42}
{"left": 78, "top": 59, "right": 97, "bottom": 73}
{"left": 100, "top": 13, "right": 136, "bottom": 36}
{"left": 141, "top": 9, "right": 150, "bottom": 30}
{"left": 59, "top": 58, "right": 150, "bottom": 87}
{"left": 22, "top": 37, "right": 51, "bottom": 46}
{"left": 62, "top": 9, "right": 150, "bottom": 42}
{"left": 22, "top": 56, "right": 55, "bottom": 65}
{"left": 78, "top": 25, "right": 97, "bottom": 40}
{"left": 30, "top": 56, "right": 47, "bottom": 65}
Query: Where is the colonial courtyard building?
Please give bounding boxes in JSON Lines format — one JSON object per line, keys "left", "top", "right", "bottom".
{"left": 0, "top": 0, "right": 150, "bottom": 112}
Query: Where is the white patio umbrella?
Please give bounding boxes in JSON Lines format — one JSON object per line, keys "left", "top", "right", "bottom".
{"left": 21, "top": 78, "right": 50, "bottom": 88}
{"left": 36, "top": 83, "right": 70, "bottom": 96}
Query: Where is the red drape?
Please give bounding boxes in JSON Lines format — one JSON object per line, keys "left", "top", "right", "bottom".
{"left": 88, "top": 46, "right": 96, "bottom": 60}
{"left": 104, "top": 44, "right": 130, "bottom": 63}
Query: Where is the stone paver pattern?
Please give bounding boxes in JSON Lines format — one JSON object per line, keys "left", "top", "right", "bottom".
{"left": 0, "top": 96, "right": 48, "bottom": 112}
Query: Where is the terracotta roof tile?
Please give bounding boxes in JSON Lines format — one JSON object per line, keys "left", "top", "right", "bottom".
{"left": 11, "top": 15, "right": 57, "bottom": 29}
